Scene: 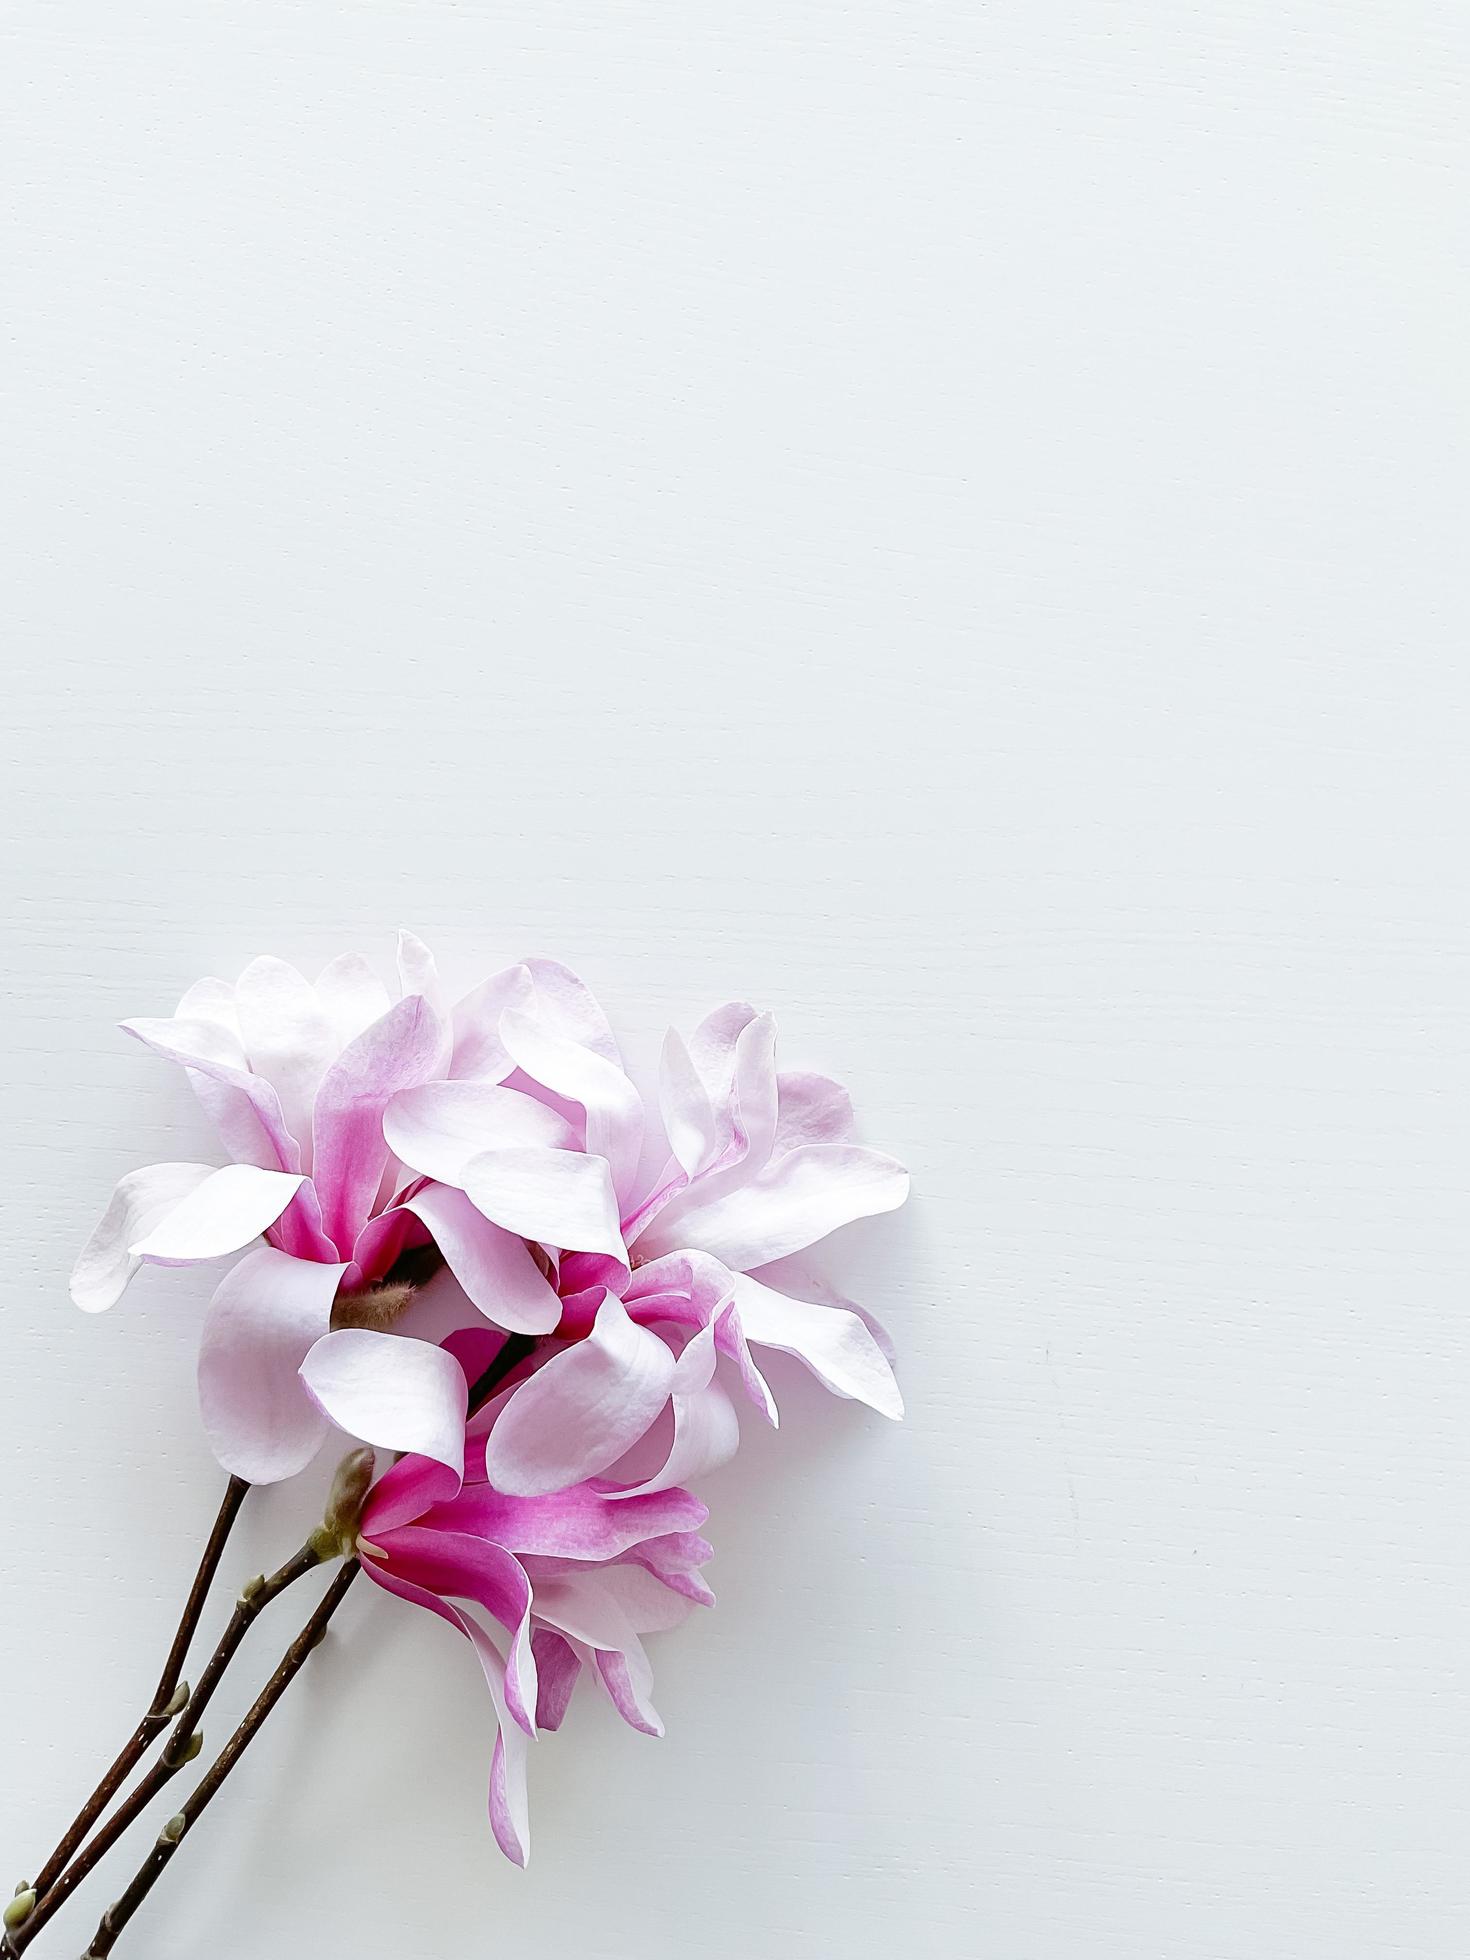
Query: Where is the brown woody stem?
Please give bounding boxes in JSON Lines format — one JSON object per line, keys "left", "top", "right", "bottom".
{"left": 8, "top": 1531, "right": 335, "bottom": 1953}
{"left": 78, "top": 1562, "right": 361, "bottom": 1959}
{"left": 21, "top": 1476, "right": 249, "bottom": 1910}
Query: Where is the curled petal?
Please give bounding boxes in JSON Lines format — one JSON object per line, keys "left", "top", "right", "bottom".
{"left": 311, "top": 994, "right": 447, "bottom": 1254}
{"left": 122, "top": 1015, "right": 299, "bottom": 1173}
{"left": 403, "top": 1184, "right": 562, "bottom": 1335}
{"left": 524, "top": 958, "right": 622, "bottom": 1064}
{"left": 635, "top": 1143, "right": 908, "bottom": 1270}
{"left": 369, "top": 1524, "right": 536, "bottom": 1737}
{"left": 606, "top": 1321, "right": 740, "bottom": 1499}
{"left": 70, "top": 1163, "right": 216, "bottom": 1312}
{"left": 658, "top": 1028, "right": 718, "bottom": 1179}
{"left": 450, "top": 964, "right": 534, "bottom": 1082}
{"left": 499, "top": 1009, "right": 644, "bottom": 1205}
{"left": 484, "top": 1293, "right": 674, "bottom": 1496}
{"left": 198, "top": 1247, "right": 345, "bottom": 1483}
{"left": 463, "top": 1147, "right": 625, "bottom": 1262}
{"left": 771, "top": 1072, "right": 856, "bottom": 1155}
{"left": 233, "top": 956, "right": 335, "bottom": 1158}
{"left": 732, "top": 1274, "right": 903, "bottom": 1419}
{"left": 396, "top": 930, "right": 444, "bottom": 1012}
{"left": 530, "top": 1628, "right": 582, "bottom": 1732}
{"left": 129, "top": 1164, "right": 306, "bottom": 1267}
{"left": 360, "top": 1560, "right": 531, "bottom": 1864}
{"left": 300, "top": 1328, "right": 467, "bottom": 1481}
{"left": 384, "top": 1080, "right": 574, "bottom": 1187}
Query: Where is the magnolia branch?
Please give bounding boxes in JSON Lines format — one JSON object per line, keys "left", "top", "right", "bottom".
{"left": 16, "top": 1476, "right": 249, "bottom": 1918}
{"left": 80, "top": 1562, "right": 362, "bottom": 1959}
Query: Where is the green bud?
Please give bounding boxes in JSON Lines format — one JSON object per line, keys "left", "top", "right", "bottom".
{"left": 307, "top": 1524, "right": 338, "bottom": 1563}
{"left": 3, "top": 1890, "right": 35, "bottom": 1932}
{"left": 163, "top": 1681, "right": 190, "bottom": 1718}
{"left": 12, "top": 1882, "right": 29, "bottom": 1899}
{"left": 160, "top": 1815, "right": 186, "bottom": 1845}
{"left": 239, "top": 1573, "right": 265, "bottom": 1604}
{"left": 322, "top": 1446, "right": 375, "bottom": 1548}
{"left": 180, "top": 1729, "right": 205, "bottom": 1764}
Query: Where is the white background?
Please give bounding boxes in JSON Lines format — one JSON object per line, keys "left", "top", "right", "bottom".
{"left": 0, "top": 5, "right": 1466, "bottom": 1957}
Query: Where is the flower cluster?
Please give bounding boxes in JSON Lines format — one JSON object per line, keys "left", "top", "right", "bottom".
{"left": 72, "top": 936, "right": 908, "bottom": 1862}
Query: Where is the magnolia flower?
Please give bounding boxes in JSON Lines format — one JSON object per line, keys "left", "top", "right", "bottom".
{"left": 69, "top": 938, "right": 581, "bottom": 1482}
{"left": 356, "top": 1330, "right": 714, "bottom": 1865}
{"left": 383, "top": 988, "right": 910, "bottom": 1498}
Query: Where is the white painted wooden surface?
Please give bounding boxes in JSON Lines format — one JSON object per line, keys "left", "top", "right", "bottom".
{"left": 1, "top": 5, "right": 1466, "bottom": 1955}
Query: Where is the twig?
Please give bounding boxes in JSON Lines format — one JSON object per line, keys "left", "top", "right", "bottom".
{"left": 79, "top": 1563, "right": 361, "bottom": 1959}
{"left": 8, "top": 1533, "right": 335, "bottom": 1953}
{"left": 22, "top": 1477, "right": 249, "bottom": 1906}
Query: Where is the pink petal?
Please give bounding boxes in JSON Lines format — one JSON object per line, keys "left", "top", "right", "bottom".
{"left": 384, "top": 1080, "right": 575, "bottom": 1186}
{"left": 359, "top": 1448, "right": 459, "bottom": 1537}
{"left": 771, "top": 1072, "right": 856, "bottom": 1155}
{"left": 463, "top": 1146, "right": 626, "bottom": 1262}
{"left": 499, "top": 1009, "right": 644, "bottom": 1205}
{"left": 396, "top": 930, "right": 444, "bottom": 1012}
{"left": 623, "top": 1251, "right": 777, "bottom": 1424}
{"left": 314, "top": 953, "right": 392, "bottom": 1050}
{"left": 371, "top": 1523, "right": 537, "bottom": 1736}
{"left": 70, "top": 1162, "right": 217, "bottom": 1313}
{"left": 450, "top": 964, "right": 534, "bottom": 1081}
{"left": 311, "top": 994, "right": 448, "bottom": 1255}
{"left": 634, "top": 1142, "right": 908, "bottom": 1269}
{"left": 403, "top": 1184, "right": 562, "bottom": 1335}
{"left": 299, "top": 1328, "right": 468, "bottom": 1477}
{"left": 129, "top": 1164, "right": 306, "bottom": 1267}
{"left": 430, "top": 1480, "right": 708, "bottom": 1560}
{"left": 524, "top": 958, "right": 622, "bottom": 1064}
{"left": 658, "top": 1028, "right": 718, "bottom": 1178}
{"left": 122, "top": 1015, "right": 300, "bottom": 1173}
{"left": 483, "top": 1292, "right": 675, "bottom": 1496}
{"left": 360, "top": 1559, "right": 531, "bottom": 1865}
{"left": 605, "top": 1321, "right": 740, "bottom": 1498}
{"left": 630, "top": 1013, "right": 778, "bottom": 1246}
{"left": 732, "top": 1273, "right": 903, "bottom": 1418}
{"left": 530, "top": 1572, "right": 664, "bottom": 1735}
{"left": 197, "top": 1247, "right": 345, "bottom": 1483}
{"left": 232, "top": 956, "right": 335, "bottom": 1160}
{"left": 530, "top": 1628, "right": 581, "bottom": 1732}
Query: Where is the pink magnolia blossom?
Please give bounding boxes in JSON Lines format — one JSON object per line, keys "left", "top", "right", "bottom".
{"left": 68, "top": 935, "right": 543, "bottom": 1482}
{"left": 356, "top": 1329, "right": 714, "bottom": 1865}
{"left": 383, "top": 987, "right": 909, "bottom": 1498}
{"left": 72, "top": 944, "right": 908, "bottom": 1501}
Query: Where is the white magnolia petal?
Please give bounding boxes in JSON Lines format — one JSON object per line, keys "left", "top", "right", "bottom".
{"left": 70, "top": 1163, "right": 217, "bottom": 1313}
{"left": 403, "top": 1184, "right": 562, "bottom": 1334}
{"left": 608, "top": 1321, "right": 740, "bottom": 1498}
{"left": 771, "top": 1071, "right": 856, "bottom": 1156}
{"left": 463, "top": 1147, "right": 626, "bottom": 1261}
{"left": 732, "top": 1274, "right": 903, "bottom": 1419}
{"left": 300, "top": 1328, "right": 467, "bottom": 1475}
{"left": 636, "top": 1143, "right": 908, "bottom": 1269}
{"left": 396, "top": 929, "right": 444, "bottom": 1012}
{"left": 658, "top": 1027, "right": 718, "bottom": 1178}
{"left": 484, "top": 1293, "right": 674, "bottom": 1495}
{"left": 233, "top": 956, "right": 335, "bottom": 1156}
{"left": 129, "top": 1164, "right": 306, "bottom": 1266}
{"left": 122, "top": 1015, "right": 300, "bottom": 1173}
{"left": 450, "top": 964, "right": 535, "bottom": 1082}
{"left": 524, "top": 958, "right": 622, "bottom": 1064}
{"left": 197, "top": 1247, "right": 346, "bottom": 1483}
{"left": 315, "top": 953, "right": 393, "bottom": 1052}
{"left": 384, "top": 1081, "right": 575, "bottom": 1188}
{"left": 499, "top": 1008, "right": 644, "bottom": 1202}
